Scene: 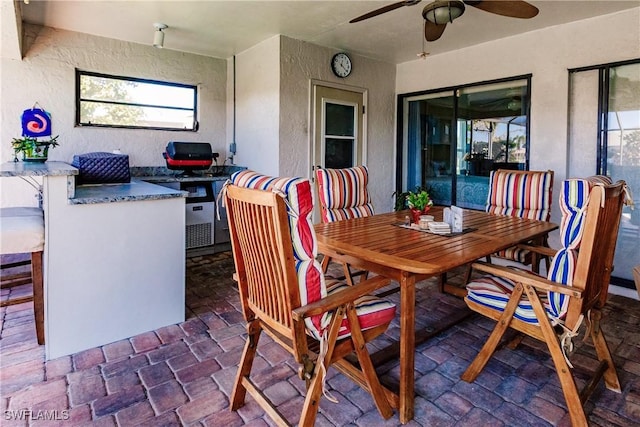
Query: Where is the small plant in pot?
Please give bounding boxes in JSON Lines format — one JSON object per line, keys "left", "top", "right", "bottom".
{"left": 406, "top": 189, "right": 433, "bottom": 224}
{"left": 11, "top": 135, "right": 59, "bottom": 162}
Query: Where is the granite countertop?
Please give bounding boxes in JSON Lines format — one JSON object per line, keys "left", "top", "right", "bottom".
{"left": 1, "top": 163, "right": 244, "bottom": 204}
{"left": 131, "top": 165, "right": 243, "bottom": 183}
{"left": 0, "top": 161, "right": 78, "bottom": 177}
{"left": 140, "top": 174, "right": 230, "bottom": 184}
{"left": 70, "top": 179, "right": 187, "bottom": 205}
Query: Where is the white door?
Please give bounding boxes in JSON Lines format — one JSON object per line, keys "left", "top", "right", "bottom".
{"left": 311, "top": 83, "right": 366, "bottom": 221}
{"left": 313, "top": 85, "right": 365, "bottom": 171}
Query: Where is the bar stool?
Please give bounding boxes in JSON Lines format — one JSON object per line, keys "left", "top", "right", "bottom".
{"left": 0, "top": 207, "right": 45, "bottom": 344}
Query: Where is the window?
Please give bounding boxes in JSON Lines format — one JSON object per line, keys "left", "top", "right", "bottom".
{"left": 398, "top": 76, "right": 531, "bottom": 210}
{"left": 324, "top": 101, "right": 357, "bottom": 168}
{"left": 76, "top": 70, "right": 198, "bottom": 131}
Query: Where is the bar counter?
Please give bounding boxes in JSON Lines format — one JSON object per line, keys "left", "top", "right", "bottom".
{"left": 1, "top": 161, "right": 187, "bottom": 359}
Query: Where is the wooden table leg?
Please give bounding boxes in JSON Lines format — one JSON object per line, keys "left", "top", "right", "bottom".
{"left": 399, "top": 272, "right": 415, "bottom": 424}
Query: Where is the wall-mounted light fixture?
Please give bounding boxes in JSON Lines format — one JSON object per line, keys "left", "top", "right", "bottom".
{"left": 153, "top": 23, "right": 168, "bottom": 48}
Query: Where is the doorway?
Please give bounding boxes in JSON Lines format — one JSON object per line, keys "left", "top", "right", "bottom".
{"left": 312, "top": 83, "right": 366, "bottom": 173}
{"left": 398, "top": 76, "right": 531, "bottom": 210}
{"left": 569, "top": 60, "right": 640, "bottom": 290}
{"left": 311, "top": 82, "right": 367, "bottom": 220}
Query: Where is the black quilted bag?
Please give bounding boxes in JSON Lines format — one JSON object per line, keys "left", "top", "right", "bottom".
{"left": 72, "top": 152, "right": 131, "bottom": 185}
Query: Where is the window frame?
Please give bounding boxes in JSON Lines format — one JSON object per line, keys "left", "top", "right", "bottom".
{"left": 395, "top": 74, "right": 532, "bottom": 207}
{"left": 75, "top": 70, "right": 198, "bottom": 131}
{"left": 569, "top": 58, "right": 640, "bottom": 290}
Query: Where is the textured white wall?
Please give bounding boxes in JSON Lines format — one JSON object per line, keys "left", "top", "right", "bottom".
{"left": 279, "top": 36, "right": 397, "bottom": 212}
{"left": 234, "top": 36, "right": 280, "bottom": 176}
{"left": 396, "top": 8, "right": 640, "bottom": 224}
{"left": 1, "top": 24, "right": 226, "bottom": 206}
{"left": 232, "top": 36, "right": 396, "bottom": 213}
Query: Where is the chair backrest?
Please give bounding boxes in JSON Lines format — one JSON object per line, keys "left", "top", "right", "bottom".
{"left": 485, "top": 169, "right": 554, "bottom": 221}
{"left": 226, "top": 170, "right": 330, "bottom": 344}
{"left": 546, "top": 176, "right": 627, "bottom": 329}
{"left": 315, "top": 166, "right": 374, "bottom": 223}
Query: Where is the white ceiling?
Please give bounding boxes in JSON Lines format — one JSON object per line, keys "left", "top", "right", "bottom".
{"left": 20, "top": 0, "right": 640, "bottom": 64}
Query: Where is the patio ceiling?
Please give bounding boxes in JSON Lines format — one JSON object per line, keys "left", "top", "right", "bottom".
{"left": 18, "top": 1, "right": 640, "bottom": 64}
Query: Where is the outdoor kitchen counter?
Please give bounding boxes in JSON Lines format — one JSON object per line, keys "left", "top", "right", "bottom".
{"left": 0, "top": 160, "right": 78, "bottom": 178}
{"left": 140, "top": 174, "right": 230, "bottom": 183}
{"left": 0, "top": 162, "right": 188, "bottom": 204}
{"left": 71, "top": 179, "right": 187, "bottom": 204}
{"left": 1, "top": 161, "right": 186, "bottom": 360}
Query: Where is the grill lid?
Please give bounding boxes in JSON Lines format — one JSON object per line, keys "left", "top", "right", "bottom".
{"left": 165, "top": 141, "right": 213, "bottom": 161}
{"left": 163, "top": 141, "right": 215, "bottom": 171}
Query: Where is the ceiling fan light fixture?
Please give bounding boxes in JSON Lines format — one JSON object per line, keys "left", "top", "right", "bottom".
{"left": 153, "top": 23, "right": 168, "bottom": 48}
{"left": 423, "top": 0, "right": 465, "bottom": 25}
{"left": 508, "top": 99, "right": 522, "bottom": 111}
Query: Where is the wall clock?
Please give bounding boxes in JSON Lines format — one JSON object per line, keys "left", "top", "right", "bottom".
{"left": 331, "top": 52, "right": 352, "bottom": 78}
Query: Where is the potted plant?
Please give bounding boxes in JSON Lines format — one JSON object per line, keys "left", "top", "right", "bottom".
{"left": 11, "top": 135, "right": 59, "bottom": 162}
{"left": 406, "top": 189, "right": 433, "bottom": 224}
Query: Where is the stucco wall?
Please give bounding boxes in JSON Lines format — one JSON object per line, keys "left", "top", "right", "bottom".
{"left": 1, "top": 24, "right": 226, "bottom": 206}
{"left": 396, "top": 8, "right": 640, "bottom": 224}
{"left": 233, "top": 36, "right": 280, "bottom": 176}
{"left": 279, "top": 36, "right": 397, "bottom": 212}
{"left": 232, "top": 35, "right": 396, "bottom": 212}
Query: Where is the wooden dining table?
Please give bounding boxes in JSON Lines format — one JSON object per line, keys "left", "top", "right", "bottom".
{"left": 314, "top": 206, "right": 558, "bottom": 424}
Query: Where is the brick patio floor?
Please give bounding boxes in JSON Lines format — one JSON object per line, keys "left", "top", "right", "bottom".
{"left": 1, "top": 251, "right": 639, "bottom": 426}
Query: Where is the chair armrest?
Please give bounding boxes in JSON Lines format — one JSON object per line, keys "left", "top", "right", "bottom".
{"left": 292, "top": 275, "right": 391, "bottom": 321}
{"left": 471, "top": 262, "right": 583, "bottom": 298}
{"left": 515, "top": 244, "right": 557, "bottom": 258}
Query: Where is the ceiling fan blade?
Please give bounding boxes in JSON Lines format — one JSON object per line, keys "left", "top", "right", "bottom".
{"left": 350, "top": 0, "right": 421, "bottom": 23}
{"left": 425, "top": 20, "right": 447, "bottom": 41}
{"left": 463, "top": 1, "right": 539, "bottom": 19}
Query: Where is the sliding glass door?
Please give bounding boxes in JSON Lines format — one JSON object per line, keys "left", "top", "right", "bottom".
{"left": 601, "top": 62, "right": 639, "bottom": 288}
{"left": 402, "top": 91, "right": 455, "bottom": 206}
{"left": 569, "top": 60, "right": 639, "bottom": 289}
{"left": 398, "top": 77, "right": 531, "bottom": 210}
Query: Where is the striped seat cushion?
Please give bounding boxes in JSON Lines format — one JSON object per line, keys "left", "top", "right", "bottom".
{"left": 466, "top": 269, "right": 552, "bottom": 323}
{"left": 468, "top": 177, "right": 599, "bottom": 324}
{"left": 230, "top": 170, "right": 395, "bottom": 340}
{"left": 306, "top": 279, "right": 396, "bottom": 341}
{"left": 496, "top": 246, "right": 529, "bottom": 264}
{"left": 486, "top": 170, "right": 553, "bottom": 263}
{"left": 316, "top": 166, "right": 375, "bottom": 223}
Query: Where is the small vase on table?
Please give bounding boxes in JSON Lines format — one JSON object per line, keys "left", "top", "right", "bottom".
{"left": 410, "top": 206, "right": 430, "bottom": 225}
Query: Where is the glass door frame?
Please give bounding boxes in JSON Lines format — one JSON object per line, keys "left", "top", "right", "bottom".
{"left": 395, "top": 74, "right": 533, "bottom": 206}
{"left": 320, "top": 97, "right": 359, "bottom": 169}
{"left": 592, "top": 59, "right": 639, "bottom": 289}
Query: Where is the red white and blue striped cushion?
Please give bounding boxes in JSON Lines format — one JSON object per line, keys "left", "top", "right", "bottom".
{"left": 230, "top": 170, "right": 395, "bottom": 340}
{"left": 468, "top": 177, "right": 599, "bottom": 324}
{"left": 316, "top": 166, "right": 375, "bottom": 224}
{"left": 322, "top": 280, "right": 396, "bottom": 340}
{"left": 486, "top": 170, "right": 553, "bottom": 220}
{"left": 486, "top": 170, "right": 553, "bottom": 263}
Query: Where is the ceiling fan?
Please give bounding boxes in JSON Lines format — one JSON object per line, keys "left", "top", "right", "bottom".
{"left": 350, "top": 0, "right": 539, "bottom": 42}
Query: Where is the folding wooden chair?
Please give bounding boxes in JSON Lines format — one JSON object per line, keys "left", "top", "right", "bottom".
{"left": 226, "top": 170, "right": 397, "bottom": 426}
{"left": 316, "top": 166, "right": 374, "bottom": 285}
{"left": 462, "top": 176, "right": 629, "bottom": 426}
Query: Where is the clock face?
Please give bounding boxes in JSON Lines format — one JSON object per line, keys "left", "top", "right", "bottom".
{"left": 331, "top": 53, "right": 352, "bottom": 78}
